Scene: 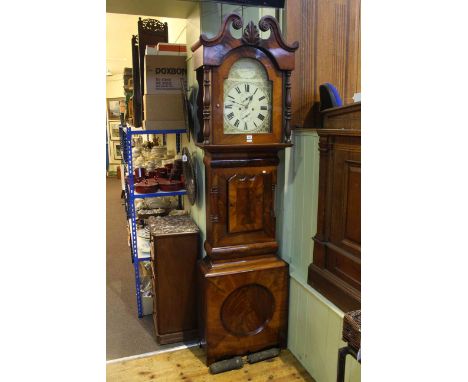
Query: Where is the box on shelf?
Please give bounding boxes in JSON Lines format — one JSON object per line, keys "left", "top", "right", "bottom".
{"left": 143, "top": 120, "right": 186, "bottom": 131}
{"left": 146, "top": 43, "right": 187, "bottom": 56}
{"left": 143, "top": 93, "right": 185, "bottom": 122}
{"left": 144, "top": 55, "right": 187, "bottom": 95}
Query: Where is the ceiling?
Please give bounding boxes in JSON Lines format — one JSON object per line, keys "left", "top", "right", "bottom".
{"left": 106, "top": 0, "right": 198, "bottom": 19}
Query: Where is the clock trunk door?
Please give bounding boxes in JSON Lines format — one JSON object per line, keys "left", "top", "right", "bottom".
{"left": 206, "top": 165, "right": 277, "bottom": 259}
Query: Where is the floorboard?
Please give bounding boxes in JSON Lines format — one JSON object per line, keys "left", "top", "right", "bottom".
{"left": 107, "top": 347, "right": 315, "bottom": 382}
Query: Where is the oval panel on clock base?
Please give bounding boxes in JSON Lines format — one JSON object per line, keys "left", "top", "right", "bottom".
{"left": 198, "top": 255, "right": 289, "bottom": 366}
{"left": 221, "top": 283, "right": 275, "bottom": 337}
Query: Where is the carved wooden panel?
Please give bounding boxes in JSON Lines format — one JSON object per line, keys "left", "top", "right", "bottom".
{"left": 202, "top": 148, "right": 280, "bottom": 260}
{"left": 199, "top": 257, "right": 288, "bottom": 365}
{"left": 220, "top": 284, "right": 274, "bottom": 336}
{"left": 328, "top": 148, "right": 361, "bottom": 290}
{"left": 308, "top": 103, "right": 361, "bottom": 312}
{"left": 131, "top": 35, "right": 142, "bottom": 128}
{"left": 330, "top": 151, "right": 361, "bottom": 256}
{"left": 285, "top": 0, "right": 361, "bottom": 128}
{"left": 137, "top": 18, "right": 168, "bottom": 96}
{"left": 228, "top": 174, "right": 265, "bottom": 234}
{"left": 212, "top": 168, "right": 275, "bottom": 249}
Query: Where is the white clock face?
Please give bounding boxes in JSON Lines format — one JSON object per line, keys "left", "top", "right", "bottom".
{"left": 223, "top": 58, "right": 271, "bottom": 134}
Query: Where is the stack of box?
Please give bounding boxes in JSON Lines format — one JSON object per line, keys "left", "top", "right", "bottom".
{"left": 143, "top": 43, "right": 188, "bottom": 131}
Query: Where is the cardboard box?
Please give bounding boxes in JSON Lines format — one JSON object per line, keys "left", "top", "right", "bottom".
{"left": 146, "top": 43, "right": 187, "bottom": 56}
{"left": 143, "top": 93, "right": 185, "bottom": 122}
{"left": 143, "top": 120, "right": 187, "bottom": 131}
{"left": 144, "top": 55, "right": 187, "bottom": 95}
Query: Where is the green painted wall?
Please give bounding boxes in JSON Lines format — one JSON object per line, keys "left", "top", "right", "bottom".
{"left": 185, "top": 4, "right": 206, "bottom": 257}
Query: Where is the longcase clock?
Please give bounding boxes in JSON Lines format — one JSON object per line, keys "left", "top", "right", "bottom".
{"left": 191, "top": 13, "right": 298, "bottom": 365}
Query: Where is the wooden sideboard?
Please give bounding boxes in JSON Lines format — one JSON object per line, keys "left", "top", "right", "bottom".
{"left": 307, "top": 102, "right": 361, "bottom": 312}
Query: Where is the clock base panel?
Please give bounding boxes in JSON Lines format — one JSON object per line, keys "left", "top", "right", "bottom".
{"left": 198, "top": 255, "right": 289, "bottom": 365}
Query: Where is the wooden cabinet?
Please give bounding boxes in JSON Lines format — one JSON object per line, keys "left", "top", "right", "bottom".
{"left": 307, "top": 103, "right": 361, "bottom": 312}
{"left": 148, "top": 215, "right": 200, "bottom": 344}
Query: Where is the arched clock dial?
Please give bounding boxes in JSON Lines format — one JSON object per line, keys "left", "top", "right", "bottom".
{"left": 223, "top": 58, "right": 272, "bottom": 134}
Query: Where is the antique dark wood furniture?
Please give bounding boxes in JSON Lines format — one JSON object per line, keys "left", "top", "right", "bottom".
{"left": 337, "top": 309, "right": 361, "bottom": 382}
{"left": 191, "top": 13, "right": 298, "bottom": 365}
{"left": 137, "top": 18, "right": 168, "bottom": 97}
{"left": 307, "top": 102, "right": 361, "bottom": 312}
{"left": 131, "top": 18, "right": 168, "bottom": 127}
{"left": 148, "top": 215, "right": 200, "bottom": 345}
{"left": 131, "top": 35, "right": 142, "bottom": 128}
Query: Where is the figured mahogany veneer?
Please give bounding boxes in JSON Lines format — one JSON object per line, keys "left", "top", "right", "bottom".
{"left": 192, "top": 14, "right": 297, "bottom": 366}
{"left": 308, "top": 103, "right": 361, "bottom": 312}
{"left": 202, "top": 146, "right": 281, "bottom": 260}
{"left": 198, "top": 256, "right": 288, "bottom": 366}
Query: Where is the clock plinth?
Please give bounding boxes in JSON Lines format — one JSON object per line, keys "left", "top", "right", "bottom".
{"left": 198, "top": 255, "right": 288, "bottom": 366}
{"left": 192, "top": 13, "right": 298, "bottom": 365}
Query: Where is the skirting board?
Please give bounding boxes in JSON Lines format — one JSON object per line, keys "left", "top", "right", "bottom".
{"left": 106, "top": 341, "right": 199, "bottom": 365}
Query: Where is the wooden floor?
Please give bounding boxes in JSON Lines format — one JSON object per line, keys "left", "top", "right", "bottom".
{"left": 107, "top": 347, "right": 315, "bottom": 382}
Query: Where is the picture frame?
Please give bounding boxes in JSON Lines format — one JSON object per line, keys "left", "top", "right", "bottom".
{"left": 112, "top": 141, "right": 122, "bottom": 161}
{"left": 108, "top": 120, "right": 121, "bottom": 141}
{"left": 107, "top": 97, "right": 124, "bottom": 120}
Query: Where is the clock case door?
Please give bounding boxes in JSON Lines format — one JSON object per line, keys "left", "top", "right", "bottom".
{"left": 212, "top": 48, "right": 283, "bottom": 145}
{"left": 203, "top": 148, "right": 281, "bottom": 260}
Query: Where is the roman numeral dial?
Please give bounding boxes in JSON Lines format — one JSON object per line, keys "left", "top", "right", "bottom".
{"left": 223, "top": 82, "right": 271, "bottom": 134}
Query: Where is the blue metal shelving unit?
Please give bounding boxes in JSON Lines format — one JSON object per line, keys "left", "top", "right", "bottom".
{"left": 120, "top": 125, "right": 187, "bottom": 317}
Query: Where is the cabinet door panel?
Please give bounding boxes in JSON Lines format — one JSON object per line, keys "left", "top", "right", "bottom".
{"left": 327, "top": 144, "right": 360, "bottom": 287}
{"left": 212, "top": 166, "right": 276, "bottom": 248}
{"left": 228, "top": 174, "right": 265, "bottom": 234}
{"left": 330, "top": 148, "right": 361, "bottom": 255}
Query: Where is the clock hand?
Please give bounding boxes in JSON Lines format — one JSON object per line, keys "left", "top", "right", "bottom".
{"left": 244, "top": 95, "right": 254, "bottom": 109}
{"left": 242, "top": 94, "right": 254, "bottom": 104}
{"left": 227, "top": 100, "right": 245, "bottom": 107}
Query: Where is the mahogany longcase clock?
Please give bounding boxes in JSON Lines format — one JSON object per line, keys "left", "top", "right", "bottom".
{"left": 191, "top": 13, "right": 298, "bottom": 365}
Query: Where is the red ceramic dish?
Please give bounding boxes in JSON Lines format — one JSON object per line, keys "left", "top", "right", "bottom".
{"left": 155, "top": 167, "right": 168, "bottom": 178}
{"left": 134, "top": 167, "right": 146, "bottom": 180}
{"left": 158, "top": 178, "right": 184, "bottom": 192}
{"left": 134, "top": 178, "right": 159, "bottom": 194}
